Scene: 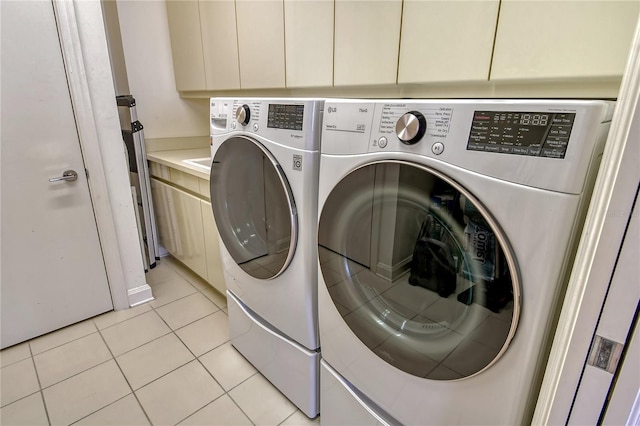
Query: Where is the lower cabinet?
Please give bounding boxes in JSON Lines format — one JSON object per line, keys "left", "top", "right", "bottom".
{"left": 150, "top": 176, "right": 226, "bottom": 293}
{"left": 151, "top": 178, "right": 207, "bottom": 279}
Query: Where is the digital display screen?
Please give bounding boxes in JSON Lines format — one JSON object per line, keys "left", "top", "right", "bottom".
{"left": 267, "top": 104, "right": 304, "bottom": 131}
{"left": 518, "top": 113, "right": 550, "bottom": 126}
{"left": 467, "top": 111, "right": 576, "bottom": 158}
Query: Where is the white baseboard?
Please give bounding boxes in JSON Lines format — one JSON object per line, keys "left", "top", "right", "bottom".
{"left": 128, "top": 284, "right": 154, "bottom": 307}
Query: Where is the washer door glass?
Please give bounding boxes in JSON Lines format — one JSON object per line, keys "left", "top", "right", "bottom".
{"left": 210, "top": 136, "right": 297, "bottom": 279}
{"left": 318, "top": 161, "right": 520, "bottom": 380}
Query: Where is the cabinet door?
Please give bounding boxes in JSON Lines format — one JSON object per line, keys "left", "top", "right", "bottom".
{"left": 199, "top": 0, "right": 241, "bottom": 90}
{"left": 334, "top": 0, "right": 402, "bottom": 86}
{"left": 151, "top": 178, "right": 207, "bottom": 279}
{"left": 236, "top": 0, "right": 286, "bottom": 88}
{"left": 201, "top": 200, "right": 226, "bottom": 294}
{"left": 284, "top": 0, "right": 334, "bottom": 87}
{"left": 398, "top": 1, "right": 499, "bottom": 84}
{"left": 165, "top": 0, "right": 206, "bottom": 91}
{"left": 491, "top": 0, "right": 640, "bottom": 80}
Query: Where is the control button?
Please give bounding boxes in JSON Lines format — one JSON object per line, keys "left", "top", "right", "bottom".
{"left": 396, "top": 111, "right": 427, "bottom": 145}
{"left": 378, "top": 137, "right": 388, "bottom": 148}
{"left": 253, "top": 123, "right": 259, "bottom": 132}
{"left": 431, "top": 142, "right": 445, "bottom": 155}
{"left": 236, "top": 104, "right": 251, "bottom": 126}
{"left": 231, "top": 122, "right": 236, "bottom": 130}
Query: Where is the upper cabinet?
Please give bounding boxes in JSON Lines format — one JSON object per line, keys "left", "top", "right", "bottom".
{"left": 166, "top": 0, "right": 240, "bottom": 91}
{"left": 236, "top": 0, "right": 286, "bottom": 89}
{"left": 334, "top": 0, "right": 403, "bottom": 86}
{"left": 491, "top": 0, "right": 640, "bottom": 81}
{"left": 165, "top": 0, "right": 206, "bottom": 91}
{"left": 398, "top": 1, "right": 499, "bottom": 84}
{"left": 284, "top": 0, "right": 334, "bottom": 88}
{"left": 200, "top": 0, "right": 241, "bottom": 90}
{"left": 164, "top": 0, "right": 639, "bottom": 94}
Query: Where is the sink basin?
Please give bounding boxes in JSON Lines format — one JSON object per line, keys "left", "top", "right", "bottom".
{"left": 183, "top": 157, "right": 212, "bottom": 170}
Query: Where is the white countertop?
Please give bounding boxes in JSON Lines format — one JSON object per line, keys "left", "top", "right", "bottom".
{"left": 147, "top": 148, "right": 211, "bottom": 181}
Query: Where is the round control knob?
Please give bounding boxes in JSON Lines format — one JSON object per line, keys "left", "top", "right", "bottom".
{"left": 236, "top": 105, "right": 251, "bottom": 126}
{"left": 395, "top": 111, "right": 426, "bottom": 145}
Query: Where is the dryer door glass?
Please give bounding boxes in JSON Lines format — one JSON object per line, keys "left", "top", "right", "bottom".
{"left": 318, "top": 161, "right": 520, "bottom": 380}
{"left": 210, "top": 136, "right": 297, "bottom": 279}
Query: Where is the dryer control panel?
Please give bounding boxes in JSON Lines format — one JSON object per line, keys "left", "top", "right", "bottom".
{"left": 210, "top": 98, "right": 324, "bottom": 152}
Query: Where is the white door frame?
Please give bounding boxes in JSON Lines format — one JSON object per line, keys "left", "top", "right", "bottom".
{"left": 52, "top": 0, "right": 152, "bottom": 309}
{"left": 533, "top": 19, "right": 640, "bottom": 424}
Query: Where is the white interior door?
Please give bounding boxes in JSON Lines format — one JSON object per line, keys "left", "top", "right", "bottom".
{"left": 1, "top": 0, "right": 113, "bottom": 349}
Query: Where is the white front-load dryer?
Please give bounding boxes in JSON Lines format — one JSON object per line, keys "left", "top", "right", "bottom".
{"left": 209, "top": 98, "right": 323, "bottom": 418}
{"left": 316, "top": 99, "right": 613, "bottom": 425}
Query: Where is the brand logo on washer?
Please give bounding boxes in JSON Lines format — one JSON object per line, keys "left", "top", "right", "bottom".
{"left": 327, "top": 106, "right": 337, "bottom": 114}
{"left": 292, "top": 154, "right": 302, "bottom": 171}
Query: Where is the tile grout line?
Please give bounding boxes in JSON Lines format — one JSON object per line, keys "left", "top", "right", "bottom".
{"left": 68, "top": 393, "right": 138, "bottom": 426}
{"left": 94, "top": 324, "right": 155, "bottom": 426}
{"left": 101, "top": 299, "right": 227, "bottom": 423}
{"left": 0, "top": 258, "right": 237, "bottom": 425}
{"left": 161, "top": 260, "right": 310, "bottom": 424}
{"left": 27, "top": 323, "right": 99, "bottom": 359}
{"left": 192, "top": 349, "right": 258, "bottom": 426}
{"left": 94, "top": 306, "right": 152, "bottom": 333}
{"left": 148, "top": 266, "right": 260, "bottom": 425}
{"left": 29, "top": 340, "right": 52, "bottom": 426}
{"left": 0, "top": 346, "right": 31, "bottom": 369}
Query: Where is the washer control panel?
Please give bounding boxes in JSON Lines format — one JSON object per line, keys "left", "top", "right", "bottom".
{"left": 467, "top": 111, "right": 576, "bottom": 159}
{"left": 320, "top": 99, "right": 613, "bottom": 193}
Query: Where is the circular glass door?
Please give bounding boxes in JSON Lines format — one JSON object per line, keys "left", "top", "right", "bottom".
{"left": 210, "top": 136, "right": 297, "bottom": 279}
{"left": 318, "top": 161, "right": 520, "bottom": 380}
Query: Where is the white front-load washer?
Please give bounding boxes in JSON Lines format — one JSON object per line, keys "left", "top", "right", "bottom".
{"left": 317, "top": 99, "right": 613, "bottom": 425}
{"left": 209, "top": 98, "right": 323, "bottom": 418}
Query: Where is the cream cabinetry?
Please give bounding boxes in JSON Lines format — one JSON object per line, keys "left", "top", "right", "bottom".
{"left": 398, "top": 1, "right": 499, "bottom": 84}
{"left": 165, "top": 0, "right": 206, "bottom": 91}
{"left": 284, "top": 0, "right": 334, "bottom": 87}
{"left": 236, "top": 0, "right": 285, "bottom": 89}
{"left": 166, "top": 0, "right": 240, "bottom": 91}
{"left": 149, "top": 161, "right": 226, "bottom": 293}
{"left": 150, "top": 178, "right": 208, "bottom": 279}
{"left": 333, "top": 0, "right": 402, "bottom": 86}
{"left": 491, "top": 0, "right": 640, "bottom": 81}
{"left": 164, "top": 0, "right": 639, "bottom": 93}
{"left": 200, "top": 0, "right": 241, "bottom": 90}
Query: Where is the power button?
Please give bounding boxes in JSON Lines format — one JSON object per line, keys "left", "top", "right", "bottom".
{"left": 378, "top": 137, "right": 388, "bottom": 148}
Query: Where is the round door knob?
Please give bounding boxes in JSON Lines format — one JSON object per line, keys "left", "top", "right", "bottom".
{"left": 396, "top": 111, "right": 426, "bottom": 145}
{"left": 236, "top": 105, "right": 251, "bottom": 126}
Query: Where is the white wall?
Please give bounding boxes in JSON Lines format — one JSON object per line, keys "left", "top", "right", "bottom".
{"left": 115, "top": 0, "right": 208, "bottom": 140}
{"left": 101, "top": 0, "right": 130, "bottom": 96}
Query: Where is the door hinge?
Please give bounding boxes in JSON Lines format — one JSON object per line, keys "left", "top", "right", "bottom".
{"left": 587, "top": 335, "right": 624, "bottom": 373}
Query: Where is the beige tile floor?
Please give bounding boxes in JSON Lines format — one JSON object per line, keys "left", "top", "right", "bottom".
{"left": 0, "top": 257, "right": 320, "bottom": 426}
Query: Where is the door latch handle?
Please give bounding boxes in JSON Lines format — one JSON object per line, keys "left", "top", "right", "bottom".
{"left": 49, "top": 170, "right": 78, "bottom": 183}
